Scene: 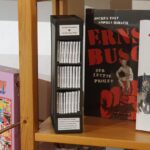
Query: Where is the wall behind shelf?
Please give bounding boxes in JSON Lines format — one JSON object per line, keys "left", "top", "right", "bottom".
{"left": 0, "top": 0, "right": 52, "bottom": 121}
{"left": 132, "top": 0, "right": 150, "bottom": 9}
{"left": 0, "top": 0, "right": 111, "bottom": 57}
{"left": 0, "top": 0, "right": 52, "bottom": 56}
{"left": 85, "top": 0, "right": 110, "bottom": 9}
{"left": 0, "top": 0, "right": 52, "bottom": 78}
{"left": 1, "top": 0, "right": 150, "bottom": 69}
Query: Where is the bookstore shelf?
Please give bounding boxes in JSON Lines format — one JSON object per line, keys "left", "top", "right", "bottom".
{"left": 35, "top": 116, "right": 150, "bottom": 150}
{"left": 18, "top": 0, "right": 150, "bottom": 149}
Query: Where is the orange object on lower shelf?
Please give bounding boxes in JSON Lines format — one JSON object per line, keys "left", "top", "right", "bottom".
{"left": 35, "top": 116, "right": 150, "bottom": 150}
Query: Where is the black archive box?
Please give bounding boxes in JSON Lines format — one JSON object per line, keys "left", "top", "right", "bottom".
{"left": 50, "top": 15, "right": 83, "bottom": 133}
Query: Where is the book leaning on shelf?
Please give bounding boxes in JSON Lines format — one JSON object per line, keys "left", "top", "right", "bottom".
{"left": 0, "top": 65, "right": 20, "bottom": 149}
{"left": 51, "top": 15, "right": 83, "bottom": 133}
{"left": 136, "top": 20, "right": 150, "bottom": 132}
{"left": 84, "top": 9, "right": 150, "bottom": 120}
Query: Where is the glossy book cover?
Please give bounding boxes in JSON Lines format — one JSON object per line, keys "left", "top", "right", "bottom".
{"left": 0, "top": 66, "right": 20, "bottom": 150}
{"left": 84, "top": 9, "right": 150, "bottom": 120}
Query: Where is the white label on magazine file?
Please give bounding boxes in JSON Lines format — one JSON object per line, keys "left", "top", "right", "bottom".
{"left": 59, "top": 25, "right": 80, "bottom": 36}
{"left": 58, "top": 118, "right": 80, "bottom": 131}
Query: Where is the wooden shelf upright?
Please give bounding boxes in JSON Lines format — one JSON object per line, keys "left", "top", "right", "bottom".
{"left": 18, "top": 0, "right": 38, "bottom": 149}
{"left": 18, "top": 0, "right": 150, "bottom": 150}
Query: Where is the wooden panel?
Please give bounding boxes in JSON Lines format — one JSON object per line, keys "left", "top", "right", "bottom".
{"left": 56, "top": 0, "right": 84, "bottom": 18}
{"left": 38, "top": 79, "right": 51, "bottom": 120}
{"left": 85, "top": 0, "right": 110, "bottom": 9}
{"left": 52, "top": 0, "right": 60, "bottom": 15}
{"left": 67, "top": 0, "right": 84, "bottom": 19}
{"left": 110, "top": 0, "right": 132, "bottom": 9}
{"left": 35, "top": 117, "right": 150, "bottom": 150}
{"left": 18, "top": 0, "right": 38, "bottom": 149}
{"left": 59, "top": 0, "right": 68, "bottom": 15}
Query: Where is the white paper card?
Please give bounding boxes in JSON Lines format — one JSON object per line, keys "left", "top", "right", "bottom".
{"left": 58, "top": 118, "right": 80, "bottom": 131}
{"left": 59, "top": 25, "right": 80, "bottom": 36}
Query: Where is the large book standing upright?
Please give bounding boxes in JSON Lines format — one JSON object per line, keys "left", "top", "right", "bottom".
{"left": 136, "top": 20, "right": 150, "bottom": 131}
{"left": 84, "top": 9, "right": 150, "bottom": 120}
{"left": 0, "top": 66, "right": 20, "bottom": 150}
{"left": 51, "top": 15, "right": 83, "bottom": 133}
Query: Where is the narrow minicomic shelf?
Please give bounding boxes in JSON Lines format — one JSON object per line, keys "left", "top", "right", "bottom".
{"left": 35, "top": 116, "right": 150, "bottom": 149}
{"left": 51, "top": 15, "right": 83, "bottom": 133}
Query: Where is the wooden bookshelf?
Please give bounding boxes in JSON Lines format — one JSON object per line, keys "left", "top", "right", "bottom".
{"left": 18, "top": 0, "right": 150, "bottom": 150}
{"left": 35, "top": 117, "right": 150, "bottom": 150}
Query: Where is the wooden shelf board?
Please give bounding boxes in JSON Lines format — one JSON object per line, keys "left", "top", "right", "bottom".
{"left": 35, "top": 116, "right": 150, "bottom": 149}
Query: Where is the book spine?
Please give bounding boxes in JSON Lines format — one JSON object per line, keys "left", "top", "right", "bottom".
{"left": 13, "top": 73, "right": 20, "bottom": 150}
{"left": 77, "top": 41, "right": 81, "bottom": 63}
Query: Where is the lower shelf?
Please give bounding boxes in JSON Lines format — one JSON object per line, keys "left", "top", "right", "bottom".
{"left": 35, "top": 116, "right": 150, "bottom": 149}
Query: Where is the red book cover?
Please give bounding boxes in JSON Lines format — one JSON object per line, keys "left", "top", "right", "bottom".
{"left": 84, "top": 9, "right": 150, "bottom": 120}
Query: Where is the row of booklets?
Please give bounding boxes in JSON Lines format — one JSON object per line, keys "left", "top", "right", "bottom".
{"left": 57, "top": 41, "right": 81, "bottom": 64}
{"left": 57, "top": 66, "right": 81, "bottom": 88}
{"left": 57, "top": 91, "right": 80, "bottom": 114}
